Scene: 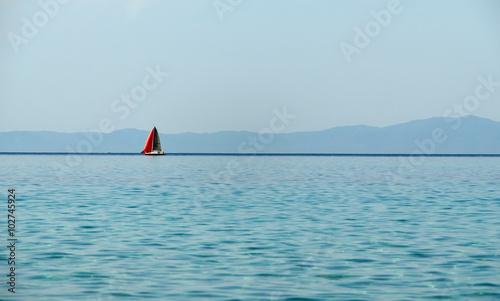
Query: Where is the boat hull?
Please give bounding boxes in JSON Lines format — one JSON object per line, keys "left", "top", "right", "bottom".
{"left": 144, "top": 151, "right": 165, "bottom": 155}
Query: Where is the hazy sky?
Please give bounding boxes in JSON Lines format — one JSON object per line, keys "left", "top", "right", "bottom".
{"left": 1, "top": 0, "right": 499, "bottom": 133}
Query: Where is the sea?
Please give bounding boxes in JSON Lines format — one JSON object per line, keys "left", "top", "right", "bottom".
{"left": 0, "top": 154, "right": 499, "bottom": 300}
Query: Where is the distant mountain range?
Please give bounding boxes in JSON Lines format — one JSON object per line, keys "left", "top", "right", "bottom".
{"left": 1, "top": 116, "right": 500, "bottom": 154}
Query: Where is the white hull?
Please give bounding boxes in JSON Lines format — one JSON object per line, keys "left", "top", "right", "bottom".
{"left": 144, "top": 151, "right": 164, "bottom": 155}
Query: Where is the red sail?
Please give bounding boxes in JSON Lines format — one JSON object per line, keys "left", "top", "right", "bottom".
{"left": 141, "top": 128, "right": 155, "bottom": 153}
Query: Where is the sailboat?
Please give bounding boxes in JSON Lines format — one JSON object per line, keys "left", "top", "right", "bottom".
{"left": 141, "top": 126, "right": 165, "bottom": 155}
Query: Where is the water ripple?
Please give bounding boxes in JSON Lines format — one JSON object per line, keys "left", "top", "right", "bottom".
{"left": 1, "top": 155, "right": 499, "bottom": 300}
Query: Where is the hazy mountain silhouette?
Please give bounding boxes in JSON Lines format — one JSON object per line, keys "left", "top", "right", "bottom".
{"left": 1, "top": 116, "right": 499, "bottom": 154}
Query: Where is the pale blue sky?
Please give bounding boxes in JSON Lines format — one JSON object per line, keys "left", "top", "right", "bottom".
{"left": 1, "top": 0, "right": 499, "bottom": 133}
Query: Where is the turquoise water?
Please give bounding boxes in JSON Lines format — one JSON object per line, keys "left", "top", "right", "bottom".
{"left": 1, "top": 155, "right": 499, "bottom": 300}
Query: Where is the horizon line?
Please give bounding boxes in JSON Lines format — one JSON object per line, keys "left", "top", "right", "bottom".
{"left": 1, "top": 152, "right": 499, "bottom": 157}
